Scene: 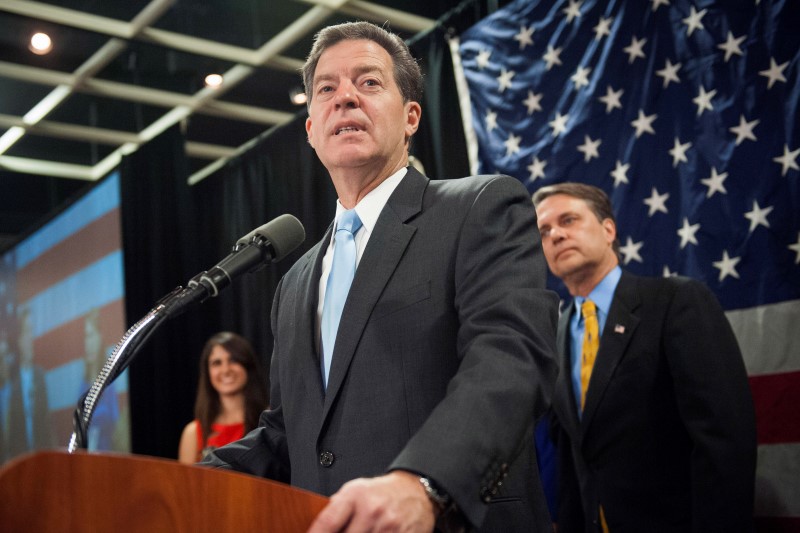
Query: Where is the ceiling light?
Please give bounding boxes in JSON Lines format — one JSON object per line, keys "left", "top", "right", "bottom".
{"left": 29, "top": 32, "right": 53, "bottom": 55}
{"left": 204, "top": 73, "right": 223, "bottom": 88}
{"left": 289, "top": 87, "right": 307, "bottom": 106}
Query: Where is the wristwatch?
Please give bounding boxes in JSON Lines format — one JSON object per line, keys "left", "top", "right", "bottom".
{"left": 418, "top": 477, "right": 465, "bottom": 533}
{"left": 418, "top": 476, "right": 451, "bottom": 516}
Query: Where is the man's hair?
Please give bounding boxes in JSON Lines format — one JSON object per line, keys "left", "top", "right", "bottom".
{"left": 532, "top": 182, "right": 620, "bottom": 255}
{"left": 301, "top": 21, "right": 423, "bottom": 106}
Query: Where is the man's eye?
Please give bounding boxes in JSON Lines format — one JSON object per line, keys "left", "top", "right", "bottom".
{"left": 540, "top": 228, "right": 551, "bottom": 237}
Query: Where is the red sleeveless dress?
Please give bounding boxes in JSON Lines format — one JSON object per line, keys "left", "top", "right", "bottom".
{"left": 195, "top": 420, "right": 245, "bottom": 461}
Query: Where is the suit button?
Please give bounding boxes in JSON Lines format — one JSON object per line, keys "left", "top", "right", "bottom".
{"left": 319, "top": 451, "right": 335, "bottom": 467}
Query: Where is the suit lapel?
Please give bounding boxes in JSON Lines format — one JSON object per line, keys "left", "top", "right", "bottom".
{"left": 580, "top": 271, "right": 640, "bottom": 432}
{"left": 553, "top": 302, "right": 581, "bottom": 440}
{"left": 294, "top": 226, "right": 332, "bottom": 404}
{"left": 320, "top": 168, "right": 427, "bottom": 424}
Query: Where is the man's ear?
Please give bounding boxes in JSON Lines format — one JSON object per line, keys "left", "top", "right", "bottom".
{"left": 404, "top": 101, "right": 422, "bottom": 141}
{"left": 305, "top": 116, "right": 314, "bottom": 148}
{"left": 603, "top": 218, "right": 616, "bottom": 245}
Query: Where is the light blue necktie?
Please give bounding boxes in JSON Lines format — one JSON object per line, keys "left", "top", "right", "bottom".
{"left": 321, "top": 209, "right": 362, "bottom": 389}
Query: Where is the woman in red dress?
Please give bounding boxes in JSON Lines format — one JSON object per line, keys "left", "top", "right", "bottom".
{"left": 178, "top": 332, "right": 267, "bottom": 464}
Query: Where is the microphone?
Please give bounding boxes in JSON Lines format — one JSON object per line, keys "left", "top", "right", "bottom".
{"left": 187, "top": 214, "right": 305, "bottom": 299}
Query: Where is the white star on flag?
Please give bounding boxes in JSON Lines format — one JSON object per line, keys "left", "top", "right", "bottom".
{"left": 542, "top": 45, "right": 563, "bottom": 70}
{"left": 713, "top": 250, "right": 741, "bottom": 281}
{"left": 549, "top": 112, "right": 569, "bottom": 137}
{"left": 593, "top": 17, "right": 613, "bottom": 40}
{"left": 730, "top": 115, "right": 759, "bottom": 145}
{"left": 527, "top": 156, "right": 547, "bottom": 181}
{"left": 577, "top": 135, "right": 601, "bottom": 162}
{"left": 700, "top": 167, "right": 728, "bottom": 197}
{"left": 571, "top": 65, "right": 592, "bottom": 89}
{"left": 651, "top": 0, "right": 670, "bottom": 11}
{"left": 485, "top": 110, "right": 498, "bottom": 132}
{"left": 773, "top": 144, "right": 800, "bottom": 176}
{"left": 643, "top": 187, "right": 669, "bottom": 216}
{"left": 598, "top": 86, "right": 624, "bottom": 113}
{"left": 759, "top": 57, "right": 789, "bottom": 89}
{"left": 623, "top": 35, "right": 647, "bottom": 63}
{"left": 514, "top": 25, "right": 534, "bottom": 50}
{"left": 523, "top": 91, "right": 543, "bottom": 115}
{"left": 744, "top": 200, "right": 774, "bottom": 232}
{"left": 610, "top": 160, "right": 630, "bottom": 187}
{"left": 718, "top": 32, "right": 746, "bottom": 62}
{"left": 692, "top": 86, "right": 717, "bottom": 116}
{"left": 504, "top": 132, "right": 522, "bottom": 156}
{"left": 497, "top": 68, "right": 515, "bottom": 92}
{"left": 682, "top": 6, "right": 707, "bottom": 36}
{"left": 620, "top": 236, "right": 644, "bottom": 264}
{"left": 563, "top": 0, "right": 582, "bottom": 23}
{"left": 662, "top": 265, "right": 677, "bottom": 277}
{"left": 669, "top": 137, "right": 692, "bottom": 167}
{"left": 677, "top": 218, "right": 701, "bottom": 248}
{"left": 475, "top": 49, "right": 491, "bottom": 70}
{"left": 789, "top": 233, "right": 800, "bottom": 264}
{"left": 656, "top": 59, "right": 682, "bottom": 88}
{"left": 631, "top": 109, "right": 657, "bottom": 138}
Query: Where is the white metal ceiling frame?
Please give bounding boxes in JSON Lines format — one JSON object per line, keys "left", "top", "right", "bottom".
{"left": 0, "top": 0, "right": 434, "bottom": 184}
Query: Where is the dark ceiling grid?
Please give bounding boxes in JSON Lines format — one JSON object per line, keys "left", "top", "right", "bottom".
{"left": 0, "top": 0, "right": 453, "bottom": 250}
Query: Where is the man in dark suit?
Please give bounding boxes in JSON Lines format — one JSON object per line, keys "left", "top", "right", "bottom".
{"left": 202, "top": 21, "right": 559, "bottom": 531}
{"left": 533, "top": 182, "right": 757, "bottom": 532}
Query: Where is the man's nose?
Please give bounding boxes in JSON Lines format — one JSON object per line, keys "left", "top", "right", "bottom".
{"left": 334, "top": 81, "right": 359, "bottom": 108}
{"left": 549, "top": 226, "right": 566, "bottom": 242}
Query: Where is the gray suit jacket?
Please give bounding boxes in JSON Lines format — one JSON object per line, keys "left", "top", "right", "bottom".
{"left": 204, "top": 168, "right": 559, "bottom": 530}
{"left": 552, "top": 271, "right": 756, "bottom": 532}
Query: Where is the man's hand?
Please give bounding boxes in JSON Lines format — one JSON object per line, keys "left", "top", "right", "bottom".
{"left": 307, "top": 470, "right": 436, "bottom": 532}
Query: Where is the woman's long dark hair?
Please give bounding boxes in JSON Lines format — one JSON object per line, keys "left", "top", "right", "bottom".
{"left": 194, "top": 332, "right": 267, "bottom": 448}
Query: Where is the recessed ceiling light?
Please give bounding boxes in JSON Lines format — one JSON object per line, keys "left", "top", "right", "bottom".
{"left": 204, "top": 73, "right": 223, "bottom": 88}
{"left": 29, "top": 32, "right": 53, "bottom": 55}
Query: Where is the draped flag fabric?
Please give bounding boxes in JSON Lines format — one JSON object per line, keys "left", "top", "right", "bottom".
{"left": 457, "top": 0, "right": 799, "bottom": 527}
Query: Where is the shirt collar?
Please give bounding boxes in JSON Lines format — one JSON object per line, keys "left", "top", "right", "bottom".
{"left": 333, "top": 167, "right": 408, "bottom": 235}
{"left": 573, "top": 265, "right": 622, "bottom": 318}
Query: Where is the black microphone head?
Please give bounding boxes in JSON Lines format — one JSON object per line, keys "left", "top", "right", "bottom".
{"left": 237, "top": 214, "right": 305, "bottom": 262}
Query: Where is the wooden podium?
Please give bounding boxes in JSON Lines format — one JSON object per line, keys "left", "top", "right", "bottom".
{"left": 0, "top": 451, "right": 328, "bottom": 532}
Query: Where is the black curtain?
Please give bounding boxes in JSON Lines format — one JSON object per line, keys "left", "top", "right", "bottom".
{"left": 120, "top": 124, "right": 204, "bottom": 458}
{"left": 121, "top": 5, "right": 494, "bottom": 459}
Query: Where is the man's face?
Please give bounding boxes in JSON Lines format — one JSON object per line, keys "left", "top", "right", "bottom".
{"left": 305, "top": 39, "right": 420, "bottom": 175}
{"left": 535, "top": 193, "right": 617, "bottom": 283}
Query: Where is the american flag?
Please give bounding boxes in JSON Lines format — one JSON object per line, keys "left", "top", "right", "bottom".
{"left": 457, "top": 0, "right": 799, "bottom": 527}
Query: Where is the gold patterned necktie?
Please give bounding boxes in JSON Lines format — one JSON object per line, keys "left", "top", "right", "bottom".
{"left": 580, "top": 300, "right": 599, "bottom": 410}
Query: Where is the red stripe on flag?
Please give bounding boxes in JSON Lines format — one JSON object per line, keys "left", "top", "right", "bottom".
{"left": 750, "top": 371, "right": 800, "bottom": 445}
{"left": 34, "top": 299, "right": 125, "bottom": 371}
{"left": 17, "top": 208, "right": 121, "bottom": 302}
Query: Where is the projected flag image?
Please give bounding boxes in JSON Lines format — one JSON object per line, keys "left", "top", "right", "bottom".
{"left": 0, "top": 171, "right": 129, "bottom": 462}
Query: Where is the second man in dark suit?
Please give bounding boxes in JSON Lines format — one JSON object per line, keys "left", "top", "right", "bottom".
{"left": 533, "top": 182, "right": 757, "bottom": 532}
